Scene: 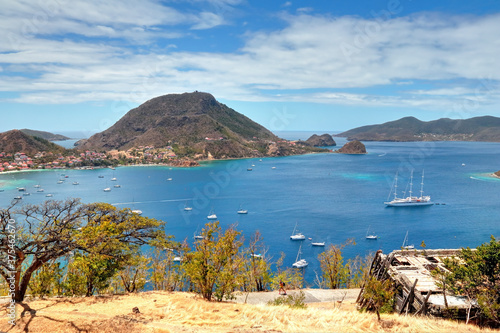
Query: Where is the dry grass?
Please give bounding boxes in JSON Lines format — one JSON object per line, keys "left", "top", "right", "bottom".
{"left": 0, "top": 291, "right": 497, "bottom": 333}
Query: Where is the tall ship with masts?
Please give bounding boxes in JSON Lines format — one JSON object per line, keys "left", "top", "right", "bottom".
{"left": 384, "top": 170, "right": 433, "bottom": 207}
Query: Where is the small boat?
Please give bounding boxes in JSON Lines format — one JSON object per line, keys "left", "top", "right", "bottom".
{"left": 14, "top": 196, "right": 22, "bottom": 200}
{"left": 237, "top": 205, "right": 248, "bottom": 214}
{"left": 113, "top": 184, "right": 121, "bottom": 188}
{"left": 207, "top": 208, "right": 217, "bottom": 220}
{"left": 366, "top": 225, "right": 378, "bottom": 240}
{"left": 98, "top": 175, "right": 104, "bottom": 178}
{"left": 259, "top": 159, "right": 262, "bottom": 162}
{"left": 384, "top": 170, "right": 433, "bottom": 207}
{"left": 247, "top": 168, "right": 253, "bottom": 171}
{"left": 34, "top": 184, "right": 41, "bottom": 188}
{"left": 103, "top": 188, "right": 111, "bottom": 192}
{"left": 271, "top": 166, "right": 276, "bottom": 169}
{"left": 194, "top": 235, "right": 204, "bottom": 240}
{"left": 184, "top": 201, "right": 193, "bottom": 211}
{"left": 292, "top": 245, "right": 308, "bottom": 268}
{"left": 23, "top": 192, "right": 31, "bottom": 196}
{"left": 72, "top": 182, "right": 79, "bottom": 185}
{"left": 251, "top": 164, "right": 255, "bottom": 167}
{"left": 173, "top": 256, "right": 182, "bottom": 262}
{"left": 37, "top": 188, "right": 44, "bottom": 192}
{"left": 402, "top": 231, "right": 414, "bottom": 250}
{"left": 311, "top": 241, "right": 325, "bottom": 247}
{"left": 290, "top": 222, "right": 305, "bottom": 240}
{"left": 18, "top": 187, "right": 26, "bottom": 192}
{"left": 46, "top": 194, "right": 53, "bottom": 197}
{"left": 65, "top": 175, "right": 69, "bottom": 178}
{"left": 131, "top": 209, "right": 142, "bottom": 215}
{"left": 250, "top": 253, "right": 263, "bottom": 258}
{"left": 111, "top": 177, "right": 117, "bottom": 181}
{"left": 167, "top": 177, "right": 173, "bottom": 181}
{"left": 57, "top": 180, "right": 64, "bottom": 184}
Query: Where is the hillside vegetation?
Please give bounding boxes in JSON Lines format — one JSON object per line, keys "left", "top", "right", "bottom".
{"left": 336, "top": 116, "right": 500, "bottom": 142}
{"left": 20, "top": 129, "right": 70, "bottom": 141}
{"left": 0, "top": 130, "right": 66, "bottom": 155}
{"left": 76, "top": 92, "right": 326, "bottom": 159}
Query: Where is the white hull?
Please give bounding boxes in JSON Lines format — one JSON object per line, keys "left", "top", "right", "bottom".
{"left": 290, "top": 234, "right": 305, "bottom": 240}
{"left": 292, "top": 259, "right": 308, "bottom": 268}
{"left": 385, "top": 200, "right": 433, "bottom": 207}
{"left": 207, "top": 214, "right": 217, "bottom": 219}
{"left": 311, "top": 242, "right": 325, "bottom": 246}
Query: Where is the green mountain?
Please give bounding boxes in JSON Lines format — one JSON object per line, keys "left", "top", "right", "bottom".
{"left": 336, "top": 116, "right": 500, "bottom": 142}
{"left": 76, "top": 92, "right": 325, "bottom": 159}
{"left": 0, "top": 130, "right": 66, "bottom": 155}
{"left": 20, "top": 129, "right": 70, "bottom": 141}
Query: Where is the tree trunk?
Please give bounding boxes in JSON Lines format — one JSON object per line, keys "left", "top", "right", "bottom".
{"left": 376, "top": 310, "right": 381, "bottom": 321}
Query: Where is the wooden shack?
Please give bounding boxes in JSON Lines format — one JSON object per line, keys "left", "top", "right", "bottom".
{"left": 357, "top": 249, "right": 476, "bottom": 319}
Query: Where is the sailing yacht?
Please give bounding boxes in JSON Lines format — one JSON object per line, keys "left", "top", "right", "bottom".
{"left": 237, "top": 205, "right": 248, "bottom": 214}
{"left": 184, "top": 201, "right": 193, "bottom": 211}
{"left": 402, "top": 231, "right": 414, "bottom": 250}
{"left": 207, "top": 208, "right": 217, "bottom": 219}
{"left": 292, "top": 245, "right": 308, "bottom": 268}
{"left": 290, "top": 222, "right": 306, "bottom": 240}
{"left": 384, "top": 170, "right": 433, "bottom": 207}
{"left": 366, "top": 225, "right": 378, "bottom": 240}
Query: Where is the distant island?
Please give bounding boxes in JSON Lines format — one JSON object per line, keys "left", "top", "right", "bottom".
{"left": 20, "top": 129, "right": 70, "bottom": 141}
{"left": 76, "top": 92, "right": 327, "bottom": 160}
{"left": 334, "top": 140, "right": 366, "bottom": 154}
{"left": 305, "top": 134, "right": 336, "bottom": 147}
{"left": 0, "top": 92, "right": 329, "bottom": 172}
{"left": 336, "top": 116, "right": 500, "bottom": 142}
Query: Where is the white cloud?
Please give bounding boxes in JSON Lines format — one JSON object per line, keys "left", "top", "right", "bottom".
{"left": 1, "top": 5, "right": 500, "bottom": 117}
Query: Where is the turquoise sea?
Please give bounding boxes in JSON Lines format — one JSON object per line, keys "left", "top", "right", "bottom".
{"left": 1, "top": 136, "right": 500, "bottom": 285}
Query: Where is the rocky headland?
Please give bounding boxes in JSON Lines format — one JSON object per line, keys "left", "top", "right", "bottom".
{"left": 75, "top": 92, "right": 327, "bottom": 160}
{"left": 305, "top": 134, "right": 336, "bottom": 147}
{"left": 335, "top": 140, "right": 366, "bottom": 154}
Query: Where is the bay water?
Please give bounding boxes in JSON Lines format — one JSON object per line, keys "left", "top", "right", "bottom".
{"left": 1, "top": 138, "right": 499, "bottom": 285}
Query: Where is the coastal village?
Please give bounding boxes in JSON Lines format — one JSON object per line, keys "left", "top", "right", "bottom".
{"left": 0, "top": 146, "right": 179, "bottom": 172}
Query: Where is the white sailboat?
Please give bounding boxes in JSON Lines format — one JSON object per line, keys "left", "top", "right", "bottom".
{"left": 402, "top": 231, "right": 414, "bottom": 250}
{"left": 184, "top": 201, "right": 193, "bottom": 211}
{"left": 207, "top": 208, "right": 217, "bottom": 219}
{"left": 237, "top": 204, "right": 248, "bottom": 214}
{"left": 384, "top": 170, "right": 433, "bottom": 207}
{"left": 292, "top": 244, "right": 308, "bottom": 268}
{"left": 290, "top": 222, "right": 305, "bottom": 240}
{"left": 366, "top": 225, "right": 378, "bottom": 240}
{"left": 311, "top": 241, "right": 325, "bottom": 247}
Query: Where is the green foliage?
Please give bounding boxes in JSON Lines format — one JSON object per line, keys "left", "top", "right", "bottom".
{"left": 0, "top": 199, "right": 168, "bottom": 302}
{"left": 267, "top": 291, "right": 307, "bottom": 309}
{"left": 361, "top": 276, "right": 395, "bottom": 321}
{"left": 182, "top": 221, "right": 244, "bottom": 301}
{"left": 28, "top": 261, "right": 64, "bottom": 298}
{"left": 317, "top": 239, "right": 357, "bottom": 289}
{"left": 238, "top": 231, "right": 272, "bottom": 292}
{"left": 440, "top": 236, "right": 500, "bottom": 325}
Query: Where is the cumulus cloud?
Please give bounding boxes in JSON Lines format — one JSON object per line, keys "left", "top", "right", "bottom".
{"left": 0, "top": 3, "right": 500, "bottom": 116}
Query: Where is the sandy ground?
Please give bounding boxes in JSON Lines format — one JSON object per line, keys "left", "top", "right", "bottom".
{"left": 0, "top": 290, "right": 495, "bottom": 333}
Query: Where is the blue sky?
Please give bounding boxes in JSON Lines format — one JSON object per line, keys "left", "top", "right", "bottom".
{"left": 1, "top": 0, "right": 500, "bottom": 137}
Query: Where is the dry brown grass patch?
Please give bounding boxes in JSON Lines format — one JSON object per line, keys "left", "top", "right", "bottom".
{"left": 0, "top": 291, "right": 497, "bottom": 333}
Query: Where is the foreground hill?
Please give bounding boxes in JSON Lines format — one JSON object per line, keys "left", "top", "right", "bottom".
{"left": 77, "top": 92, "right": 325, "bottom": 159}
{"left": 20, "top": 129, "right": 70, "bottom": 141}
{"left": 1, "top": 291, "right": 486, "bottom": 333}
{"left": 336, "top": 116, "right": 500, "bottom": 142}
{"left": 0, "top": 130, "right": 66, "bottom": 155}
